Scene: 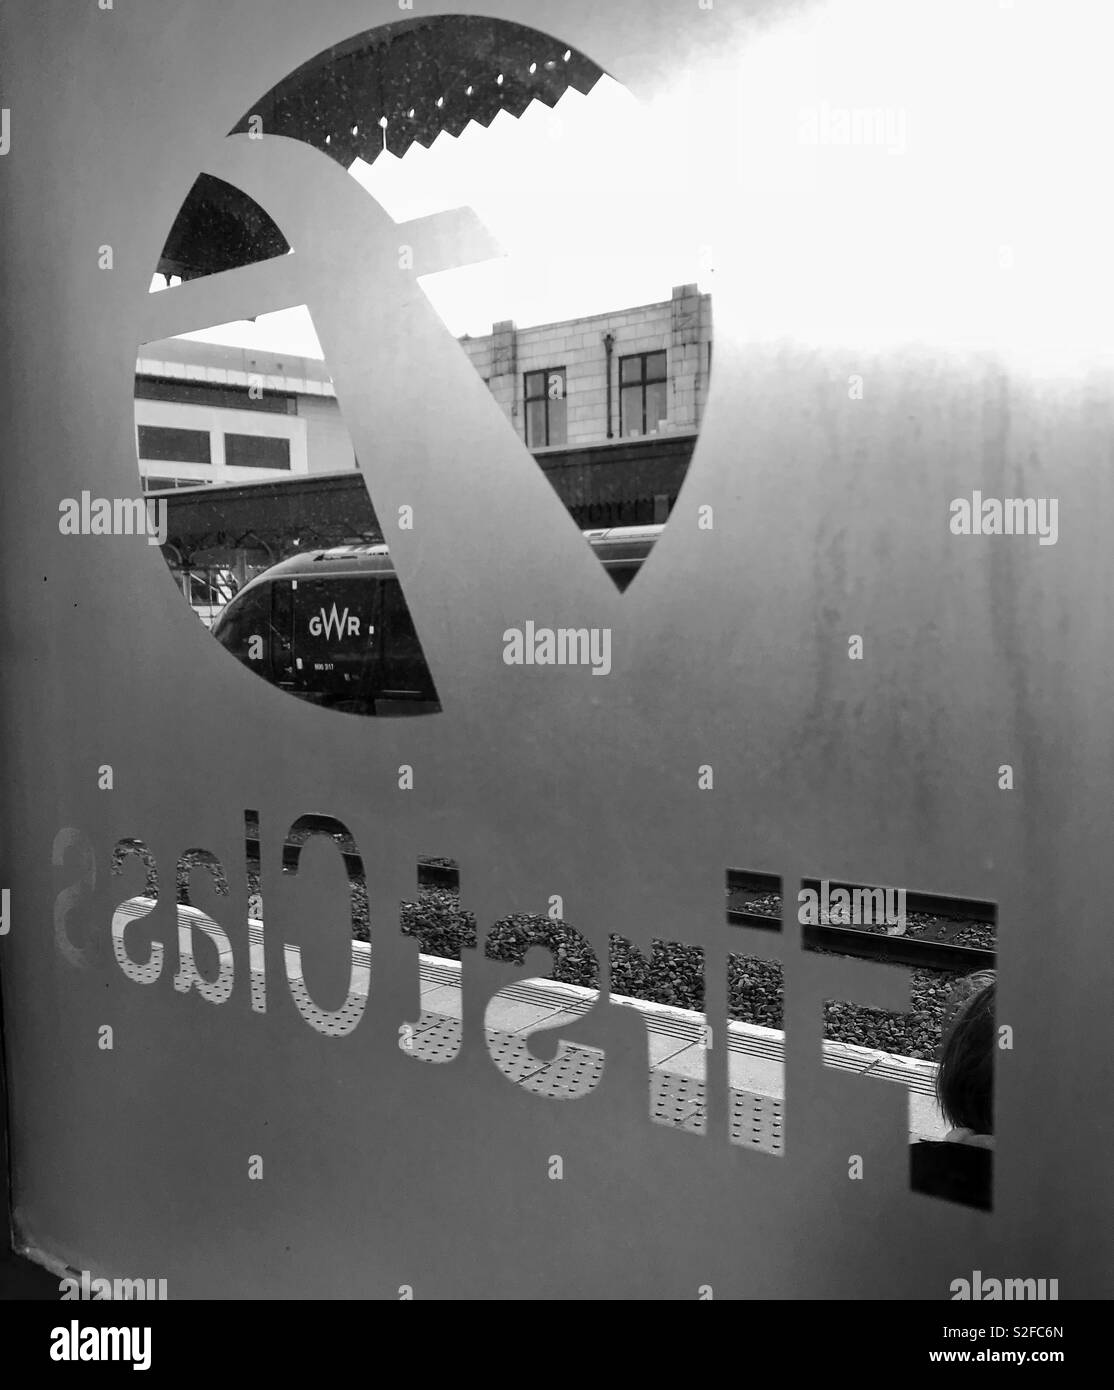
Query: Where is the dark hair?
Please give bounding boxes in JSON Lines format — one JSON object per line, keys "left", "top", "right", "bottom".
{"left": 936, "top": 971, "right": 996, "bottom": 1135}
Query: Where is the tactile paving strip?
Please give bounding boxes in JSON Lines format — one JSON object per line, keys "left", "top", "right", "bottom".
{"left": 627, "top": 1010, "right": 705, "bottom": 1046}
{"left": 727, "top": 1029, "right": 784, "bottom": 1062}
{"left": 504, "top": 982, "right": 595, "bottom": 1012}
{"left": 418, "top": 959, "right": 597, "bottom": 1016}
{"left": 517, "top": 1044, "right": 604, "bottom": 1099}
{"left": 283, "top": 940, "right": 371, "bottom": 1036}
{"left": 823, "top": 1049, "right": 936, "bottom": 1096}
{"left": 404, "top": 1020, "right": 784, "bottom": 1150}
{"left": 651, "top": 1071, "right": 707, "bottom": 1135}
{"left": 420, "top": 957, "right": 462, "bottom": 990}
{"left": 417, "top": 957, "right": 937, "bottom": 1104}
{"left": 405, "top": 1015, "right": 462, "bottom": 1063}
{"left": 287, "top": 974, "right": 367, "bottom": 1036}
{"left": 113, "top": 900, "right": 163, "bottom": 984}
{"left": 486, "top": 1029, "right": 567, "bottom": 1084}
{"left": 729, "top": 1088, "right": 784, "bottom": 1154}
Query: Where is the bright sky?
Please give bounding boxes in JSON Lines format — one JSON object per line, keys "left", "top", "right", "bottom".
{"left": 159, "top": 75, "right": 710, "bottom": 358}
{"left": 155, "top": 0, "right": 1114, "bottom": 375}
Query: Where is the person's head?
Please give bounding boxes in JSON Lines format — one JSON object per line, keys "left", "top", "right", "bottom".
{"left": 936, "top": 970, "right": 996, "bottom": 1136}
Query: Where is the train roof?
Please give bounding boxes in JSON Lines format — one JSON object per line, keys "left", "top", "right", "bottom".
{"left": 241, "top": 524, "right": 664, "bottom": 586}
{"left": 580, "top": 524, "right": 664, "bottom": 546}
{"left": 263, "top": 543, "right": 395, "bottom": 579}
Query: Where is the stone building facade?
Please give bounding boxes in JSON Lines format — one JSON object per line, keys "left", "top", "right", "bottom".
{"left": 459, "top": 283, "right": 712, "bottom": 451}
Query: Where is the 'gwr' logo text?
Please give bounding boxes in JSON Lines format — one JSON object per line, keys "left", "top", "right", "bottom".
{"left": 308, "top": 605, "right": 367, "bottom": 639}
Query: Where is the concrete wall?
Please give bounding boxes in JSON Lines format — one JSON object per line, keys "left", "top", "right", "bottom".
{"left": 295, "top": 394, "right": 358, "bottom": 474}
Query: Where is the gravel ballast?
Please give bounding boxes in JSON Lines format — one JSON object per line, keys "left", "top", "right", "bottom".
{"left": 139, "top": 834, "right": 987, "bottom": 1063}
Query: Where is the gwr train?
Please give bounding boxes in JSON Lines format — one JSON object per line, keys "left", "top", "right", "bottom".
{"left": 211, "top": 524, "right": 661, "bottom": 714}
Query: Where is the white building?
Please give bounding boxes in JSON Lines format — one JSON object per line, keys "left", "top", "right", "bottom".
{"left": 134, "top": 337, "right": 356, "bottom": 490}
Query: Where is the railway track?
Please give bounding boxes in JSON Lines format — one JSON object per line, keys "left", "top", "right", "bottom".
{"left": 727, "top": 870, "right": 996, "bottom": 974}
{"left": 246, "top": 829, "right": 996, "bottom": 976}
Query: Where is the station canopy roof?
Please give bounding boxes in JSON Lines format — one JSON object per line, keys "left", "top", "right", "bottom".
{"left": 157, "top": 15, "right": 604, "bottom": 281}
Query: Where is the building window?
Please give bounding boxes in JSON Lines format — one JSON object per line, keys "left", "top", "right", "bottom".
{"left": 619, "top": 351, "right": 667, "bottom": 437}
{"left": 137, "top": 424, "right": 211, "bottom": 464}
{"left": 224, "top": 434, "right": 291, "bottom": 470}
{"left": 142, "top": 476, "right": 211, "bottom": 491}
{"left": 524, "top": 368, "right": 567, "bottom": 448}
{"left": 135, "top": 377, "right": 297, "bottom": 414}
